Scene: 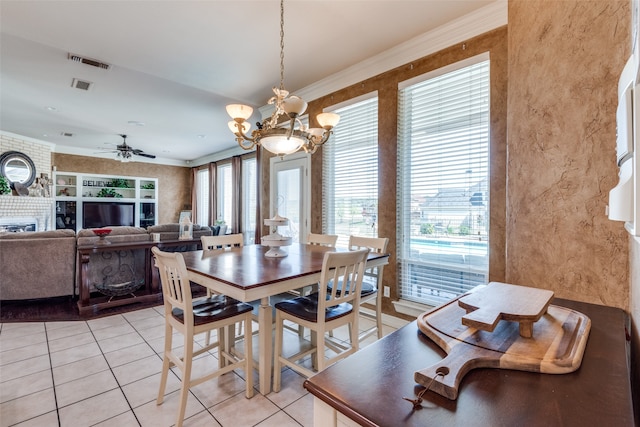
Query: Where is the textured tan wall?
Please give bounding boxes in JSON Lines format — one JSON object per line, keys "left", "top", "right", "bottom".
{"left": 52, "top": 153, "right": 191, "bottom": 225}
{"left": 273, "top": 27, "right": 508, "bottom": 316}
{"left": 506, "top": 0, "right": 630, "bottom": 309}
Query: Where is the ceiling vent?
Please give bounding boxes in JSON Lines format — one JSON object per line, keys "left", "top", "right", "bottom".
{"left": 68, "top": 53, "right": 111, "bottom": 70}
{"left": 60, "top": 132, "right": 73, "bottom": 137}
{"left": 71, "top": 78, "right": 93, "bottom": 91}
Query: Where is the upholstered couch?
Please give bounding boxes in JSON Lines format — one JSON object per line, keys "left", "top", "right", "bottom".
{"left": 1, "top": 224, "right": 213, "bottom": 301}
{"left": 0, "top": 229, "right": 77, "bottom": 300}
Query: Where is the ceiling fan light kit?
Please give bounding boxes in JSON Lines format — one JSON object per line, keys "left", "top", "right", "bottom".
{"left": 226, "top": 0, "right": 340, "bottom": 158}
{"left": 112, "top": 134, "right": 156, "bottom": 162}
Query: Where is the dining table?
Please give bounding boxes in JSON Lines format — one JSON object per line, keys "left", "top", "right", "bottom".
{"left": 181, "top": 242, "right": 390, "bottom": 395}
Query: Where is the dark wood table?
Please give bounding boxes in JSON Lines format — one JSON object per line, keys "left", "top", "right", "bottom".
{"left": 304, "top": 298, "right": 635, "bottom": 426}
{"left": 181, "top": 243, "right": 390, "bottom": 395}
{"left": 77, "top": 238, "right": 202, "bottom": 315}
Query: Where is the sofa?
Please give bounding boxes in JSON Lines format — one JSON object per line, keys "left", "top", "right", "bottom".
{"left": 0, "top": 229, "right": 76, "bottom": 300}
{"left": 0, "top": 224, "right": 213, "bottom": 301}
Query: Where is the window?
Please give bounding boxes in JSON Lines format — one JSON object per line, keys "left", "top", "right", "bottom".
{"left": 322, "top": 94, "right": 378, "bottom": 248}
{"left": 398, "top": 54, "right": 490, "bottom": 307}
{"left": 196, "top": 168, "right": 209, "bottom": 225}
{"left": 216, "top": 163, "right": 232, "bottom": 225}
{"left": 242, "top": 156, "right": 257, "bottom": 244}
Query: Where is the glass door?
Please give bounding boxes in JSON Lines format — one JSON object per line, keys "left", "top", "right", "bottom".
{"left": 270, "top": 152, "right": 310, "bottom": 243}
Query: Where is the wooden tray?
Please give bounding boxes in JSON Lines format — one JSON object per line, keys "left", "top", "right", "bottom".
{"left": 415, "top": 295, "right": 591, "bottom": 400}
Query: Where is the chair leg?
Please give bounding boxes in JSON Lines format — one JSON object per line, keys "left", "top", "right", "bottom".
{"left": 243, "top": 315, "right": 254, "bottom": 398}
{"left": 375, "top": 306, "right": 383, "bottom": 340}
{"left": 273, "top": 313, "right": 284, "bottom": 392}
{"left": 156, "top": 323, "right": 172, "bottom": 405}
{"left": 217, "top": 327, "right": 225, "bottom": 369}
{"left": 175, "top": 337, "right": 194, "bottom": 427}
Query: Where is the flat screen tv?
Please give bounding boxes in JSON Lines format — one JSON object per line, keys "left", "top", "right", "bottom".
{"left": 83, "top": 202, "right": 135, "bottom": 229}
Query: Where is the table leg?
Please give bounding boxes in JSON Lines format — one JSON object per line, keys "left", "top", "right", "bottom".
{"left": 258, "top": 296, "right": 272, "bottom": 395}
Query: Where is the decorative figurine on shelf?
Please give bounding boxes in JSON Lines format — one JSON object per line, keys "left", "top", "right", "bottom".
{"left": 179, "top": 215, "right": 193, "bottom": 240}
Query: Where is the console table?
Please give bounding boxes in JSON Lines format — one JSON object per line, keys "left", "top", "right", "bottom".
{"left": 76, "top": 238, "right": 202, "bottom": 315}
{"left": 304, "top": 298, "right": 635, "bottom": 426}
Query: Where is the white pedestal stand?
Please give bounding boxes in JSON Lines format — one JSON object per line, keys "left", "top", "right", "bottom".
{"left": 262, "top": 214, "right": 292, "bottom": 258}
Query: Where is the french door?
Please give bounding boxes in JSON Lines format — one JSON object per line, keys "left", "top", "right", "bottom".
{"left": 269, "top": 152, "right": 310, "bottom": 243}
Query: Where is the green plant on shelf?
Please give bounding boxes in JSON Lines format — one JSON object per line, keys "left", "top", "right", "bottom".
{"left": 0, "top": 175, "right": 10, "bottom": 195}
{"left": 141, "top": 182, "right": 155, "bottom": 189}
{"left": 96, "top": 188, "right": 123, "bottom": 198}
{"left": 108, "top": 178, "right": 131, "bottom": 188}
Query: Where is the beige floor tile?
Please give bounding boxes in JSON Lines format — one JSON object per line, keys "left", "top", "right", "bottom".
{"left": 91, "top": 322, "right": 137, "bottom": 341}
{"left": 0, "top": 354, "right": 51, "bottom": 383}
{"left": 0, "top": 388, "right": 57, "bottom": 427}
{"left": 135, "top": 388, "right": 206, "bottom": 427}
{"left": 45, "top": 322, "right": 91, "bottom": 341}
{"left": 122, "top": 371, "right": 181, "bottom": 409}
{"left": 136, "top": 323, "right": 167, "bottom": 342}
{"left": 47, "top": 331, "right": 96, "bottom": 353}
{"left": 0, "top": 331, "right": 47, "bottom": 352}
{"left": 104, "top": 341, "right": 156, "bottom": 368}
{"left": 49, "top": 341, "right": 102, "bottom": 368}
{"left": 283, "top": 393, "right": 314, "bottom": 427}
{"left": 266, "top": 368, "right": 307, "bottom": 408}
{"left": 92, "top": 410, "right": 140, "bottom": 427}
{"left": 87, "top": 314, "right": 128, "bottom": 331}
{"left": 11, "top": 410, "right": 59, "bottom": 427}
{"left": 190, "top": 372, "right": 249, "bottom": 409}
{"left": 55, "top": 370, "right": 119, "bottom": 408}
{"left": 0, "top": 341, "right": 49, "bottom": 366}
{"left": 128, "top": 314, "right": 165, "bottom": 331}
{"left": 112, "top": 354, "right": 163, "bottom": 386}
{"left": 255, "top": 409, "right": 303, "bottom": 427}
{"left": 98, "top": 331, "right": 145, "bottom": 353}
{"left": 52, "top": 354, "right": 110, "bottom": 385}
{"left": 182, "top": 410, "right": 222, "bottom": 427}
{"left": 0, "top": 370, "right": 53, "bottom": 404}
{"left": 123, "top": 307, "right": 162, "bottom": 323}
{"left": 0, "top": 323, "right": 45, "bottom": 337}
{"left": 209, "top": 392, "right": 279, "bottom": 426}
{"left": 45, "top": 320, "right": 85, "bottom": 331}
{"left": 58, "top": 388, "right": 131, "bottom": 427}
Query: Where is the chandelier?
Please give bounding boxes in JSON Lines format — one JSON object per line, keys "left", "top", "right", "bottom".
{"left": 226, "top": 0, "right": 340, "bottom": 157}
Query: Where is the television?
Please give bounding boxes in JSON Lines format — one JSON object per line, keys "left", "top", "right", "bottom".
{"left": 83, "top": 202, "right": 135, "bottom": 229}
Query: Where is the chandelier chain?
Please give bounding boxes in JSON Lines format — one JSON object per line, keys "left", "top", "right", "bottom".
{"left": 279, "top": 0, "right": 285, "bottom": 90}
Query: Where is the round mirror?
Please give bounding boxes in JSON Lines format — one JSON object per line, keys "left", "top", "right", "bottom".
{"left": 0, "top": 151, "right": 36, "bottom": 187}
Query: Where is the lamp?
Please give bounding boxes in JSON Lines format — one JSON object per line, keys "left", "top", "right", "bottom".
{"left": 226, "top": 0, "right": 340, "bottom": 157}
{"left": 117, "top": 150, "right": 132, "bottom": 162}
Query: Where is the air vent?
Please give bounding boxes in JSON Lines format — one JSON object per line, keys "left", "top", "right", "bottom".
{"left": 71, "top": 78, "right": 93, "bottom": 91}
{"left": 68, "top": 53, "right": 111, "bottom": 70}
{"left": 60, "top": 132, "right": 73, "bottom": 137}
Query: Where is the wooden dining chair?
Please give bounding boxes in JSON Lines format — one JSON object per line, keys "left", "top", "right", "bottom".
{"left": 152, "top": 247, "right": 254, "bottom": 427}
{"left": 272, "top": 248, "right": 369, "bottom": 391}
{"left": 346, "top": 235, "right": 389, "bottom": 341}
{"left": 307, "top": 232, "right": 339, "bottom": 247}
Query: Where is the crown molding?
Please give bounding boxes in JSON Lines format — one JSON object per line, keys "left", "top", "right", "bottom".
{"left": 296, "top": 0, "right": 507, "bottom": 103}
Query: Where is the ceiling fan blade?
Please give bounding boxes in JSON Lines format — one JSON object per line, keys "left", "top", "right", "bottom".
{"left": 135, "top": 152, "right": 156, "bottom": 159}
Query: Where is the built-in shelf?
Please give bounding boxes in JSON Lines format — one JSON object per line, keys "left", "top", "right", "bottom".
{"left": 54, "top": 172, "right": 158, "bottom": 231}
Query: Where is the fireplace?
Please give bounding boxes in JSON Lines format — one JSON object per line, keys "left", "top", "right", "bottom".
{"left": 0, "top": 195, "right": 53, "bottom": 231}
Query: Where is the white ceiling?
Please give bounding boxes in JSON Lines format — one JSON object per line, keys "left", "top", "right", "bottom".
{"left": 0, "top": 0, "right": 503, "bottom": 165}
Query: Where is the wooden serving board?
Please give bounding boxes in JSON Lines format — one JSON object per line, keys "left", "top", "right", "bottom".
{"left": 415, "top": 296, "right": 591, "bottom": 400}
{"left": 458, "top": 282, "right": 554, "bottom": 338}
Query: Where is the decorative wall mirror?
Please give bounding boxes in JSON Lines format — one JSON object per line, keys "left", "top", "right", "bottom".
{"left": 0, "top": 151, "right": 36, "bottom": 187}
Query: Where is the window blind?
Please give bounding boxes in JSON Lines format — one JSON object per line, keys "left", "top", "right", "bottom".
{"left": 397, "top": 55, "right": 490, "bottom": 307}
{"left": 322, "top": 95, "right": 378, "bottom": 248}
{"left": 196, "top": 168, "right": 209, "bottom": 225}
{"left": 242, "top": 156, "right": 257, "bottom": 244}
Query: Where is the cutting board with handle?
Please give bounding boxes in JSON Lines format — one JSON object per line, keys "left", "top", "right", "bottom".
{"left": 415, "top": 291, "right": 591, "bottom": 400}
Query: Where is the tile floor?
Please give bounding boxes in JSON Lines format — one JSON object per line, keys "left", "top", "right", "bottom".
{"left": 0, "top": 306, "right": 406, "bottom": 427}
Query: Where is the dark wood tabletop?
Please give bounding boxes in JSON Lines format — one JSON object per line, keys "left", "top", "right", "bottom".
{"left": 304, "top": 298, "right": 635, "bottom": 427}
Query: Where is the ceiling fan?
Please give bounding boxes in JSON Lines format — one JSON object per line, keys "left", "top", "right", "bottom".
{"left": 103, "top": 134, "right": 156, "bottom": 161}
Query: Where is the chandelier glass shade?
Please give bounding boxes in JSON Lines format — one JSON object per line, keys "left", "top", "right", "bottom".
{"left": 225, "top": 0, "right": 340, "bottom": 157}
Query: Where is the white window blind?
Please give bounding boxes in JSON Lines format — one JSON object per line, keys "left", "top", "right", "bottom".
{"left": 196, "top": 168, "right": 209, "bottom": 226}
{"left": 398, "top": 55, "right": 490, "bottom": 307}
{"left": 217, "top": 163, "right": 232, "bottom": 225}
{"left": 242, "top": 156, "right": 257, "bottom": 244}
{"left": 323, "top": 94, "right": 378, "bottom": 248}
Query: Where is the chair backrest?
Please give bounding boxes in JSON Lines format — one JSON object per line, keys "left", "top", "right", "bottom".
{"left": 348, "top": 235, "right": 389, "bottom": 285}
{"left": 201, "top": 233, "right": 244, "bottom": 250}
{"left": 317, "top": 248, "right": 369, "bottom": 319}
{"left": 307, "top": 232, "right": 338, "bottom": 247}
{"left": 151, "top": 246, "right": 192, "bottom": 322}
